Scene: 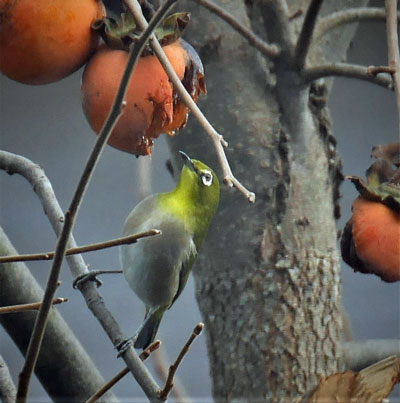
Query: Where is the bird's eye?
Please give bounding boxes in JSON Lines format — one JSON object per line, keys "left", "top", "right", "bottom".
{"left": 201, "top": 171, "right": 213, "bottom": 187}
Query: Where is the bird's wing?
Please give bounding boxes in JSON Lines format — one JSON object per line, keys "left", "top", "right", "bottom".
{"left": 122, "top": 194, "right": 159, "bottom": 236}
{"left": 121, "top": 195, "right": 197, "bottom": 308}
{"left": 170, "top": 239, "right": 196, "bottom": 307}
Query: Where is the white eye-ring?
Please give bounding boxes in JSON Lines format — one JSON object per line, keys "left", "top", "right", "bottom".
{"left": 201, "top": 170, "right": 213, "bottom": 186}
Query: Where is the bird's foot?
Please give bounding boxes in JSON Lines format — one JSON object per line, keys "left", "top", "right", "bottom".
{"left": 72, "top": 269, "right": 123, "bottom": 289}
{"left": 116, "top": 336, "right": 135, "bottom": 357}
{"left": 73, "top": 271, "right": 103, "bottom": 289}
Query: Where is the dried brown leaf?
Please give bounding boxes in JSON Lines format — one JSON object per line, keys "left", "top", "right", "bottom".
{"left": 308, "top": 356, "right": 400, "bottom": 403}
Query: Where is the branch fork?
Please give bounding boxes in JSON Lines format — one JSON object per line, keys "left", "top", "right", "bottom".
{"left": 160, "top": 323, "right": 204, "bottom": 400}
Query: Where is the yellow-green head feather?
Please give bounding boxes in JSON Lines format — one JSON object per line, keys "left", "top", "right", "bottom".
{"left": 158, "top": 152, "right": 220, "bottom": 246}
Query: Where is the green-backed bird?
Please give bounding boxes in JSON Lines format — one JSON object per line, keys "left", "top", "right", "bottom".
{"left": 120, "top": 151, "right": 220, "bottom": 349}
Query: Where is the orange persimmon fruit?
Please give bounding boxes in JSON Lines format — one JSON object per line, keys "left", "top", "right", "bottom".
{"left": 0, "top": 0, "right": 105, "bottom": 85}
{"left": 81, "top": 39, "right": 205, "bottom": 156}
{"left": 351, "top": 197, "right": 400, "bottom": 282}
{"left": 341, "top": 148, "right": 400, "bottom": 283}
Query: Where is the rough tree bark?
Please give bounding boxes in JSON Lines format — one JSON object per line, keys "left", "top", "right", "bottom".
{"left": 167, "top": 0, "right": 369, "bottom": 400}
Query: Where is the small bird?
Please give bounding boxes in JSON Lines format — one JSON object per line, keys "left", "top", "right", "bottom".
{"left": 120, "top": 151, "right": 220, "bottom": 349}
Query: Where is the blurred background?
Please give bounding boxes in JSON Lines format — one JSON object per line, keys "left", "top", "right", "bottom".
{"left": 0, "top": 6, "right": 399, "bottom": 402}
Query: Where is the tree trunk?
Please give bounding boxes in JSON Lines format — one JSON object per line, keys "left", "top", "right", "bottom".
{"left": 168, "top": 0, "right": 369, "bottom": 400}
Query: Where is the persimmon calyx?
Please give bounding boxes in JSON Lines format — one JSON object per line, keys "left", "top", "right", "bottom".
{"left": 92, "top": 12, "right": 190, "bottom": 53}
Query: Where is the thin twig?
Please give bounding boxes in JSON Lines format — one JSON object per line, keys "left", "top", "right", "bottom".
{"left": 367, "top": 65, "right": 396, "bottom": 76}
{"left": 15, "top": 1, "right": 175, "bottom": 400}
{"left": 385, "top": 0, "right": 400, "bottom": 134}
{"left": 0, "top": 230, "right": 161, "bottom": 263}
{"left": 294, "top": 0, "right": 324, "bottom": 69}
{"left": 125, "top": 0, "right": 256, "bottom": 203}
{"left": 315, "top": 7, "right": 400, "bottom": 39}
{"left": 0, "top": 298, "right": 68, "bottom": 314}
{"left": 193, "top": 0, "right": 280, "bottom": 59}
{"left": 160, "top": 323, "right": 204, "bottom": 400}
{"left": 289, "top": 9, "right": 303, "bottom": 21}
{"left": 302, "top": 63, "right": 394, "bottom": 89}
{"left": 85, "top": 341, "right": 161, "bottom": 403}
{"left": 153, "top": 347, "right": 192, "bottom": 402}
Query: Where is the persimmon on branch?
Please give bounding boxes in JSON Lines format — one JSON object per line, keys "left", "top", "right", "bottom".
{"left": 124, "top": 0, "right": 256, "bottom": 203}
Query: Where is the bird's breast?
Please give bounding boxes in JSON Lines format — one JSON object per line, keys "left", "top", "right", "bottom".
{"left": 120, "top": 215, "right": 196, "bottom": 307}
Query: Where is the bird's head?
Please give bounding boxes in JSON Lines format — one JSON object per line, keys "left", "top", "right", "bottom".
{"left": 158, "top": 151, "right": 219, "bottom": 241}
{"left": 177, "top": 151, "right": 220, "bottom": 211}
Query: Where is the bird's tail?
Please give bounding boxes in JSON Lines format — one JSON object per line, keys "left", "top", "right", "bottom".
{"left": 134, "top": 308, "right": 164, "bottom": 350}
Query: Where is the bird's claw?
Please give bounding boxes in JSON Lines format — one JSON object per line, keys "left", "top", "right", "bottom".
{"left": 72, "top": 272, "right": 103, "bottom": 289}
{"left": 116, "top": 337, "right": 135, "bottom": 358}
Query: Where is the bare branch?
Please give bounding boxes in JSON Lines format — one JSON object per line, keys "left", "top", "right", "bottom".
{"left": 344, "top": 339, "right": 400, "bottom": 371}
{"left": 124, "top": 0, "right": 256, "bottom": 203}
{"left": 0, "top": 298, "right": 68, "bottom": 314}
{"left": 0, "top": 355, "right": 16, "bottom": 403}
{"left": 302, "top": 63, "right": 394, "bottom": 89}
{"left": 193, "top": 0, "right": 280, "bottom": 59}
{"left": 0, "top": 227, "right": 116, "bottom": 400}
{"left": 160, "top": 323, "right": 204, "bottom": 400}
{"left": 153, "top": 347, "right": 191, "bottom": 402}
{"left": 315, "top": 7, "right": 400, "bottom": 39}
{"left": 0, "top": 151, "right": 160, "bottom": 401}
{"left": 85, "top": 341, "right": 161, "bottom": 403}
{"left": 259, "top": 0, "right": 295, "bottom": 58}
{"left": 294, "top": 0, "right": 324, "bottom": 69}
{"left": 385, "top": 0, "right": 400, "bottom": 134}
{"left": 0, "top": 230, "right": 161, "bottom": 264}
{"left": 367, "top": 65, "right": 396, "bottom": 76}
{"left": 15, "top": 2, "right": 175, "bottom": 400}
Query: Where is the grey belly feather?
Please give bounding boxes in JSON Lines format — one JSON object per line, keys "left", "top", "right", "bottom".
{"left": 120, "top": 196, "right": 196, "bottom": 309}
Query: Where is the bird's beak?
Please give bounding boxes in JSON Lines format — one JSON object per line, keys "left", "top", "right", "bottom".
{"left": 179, "top": 151, "right": 196, "bottom": 172}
